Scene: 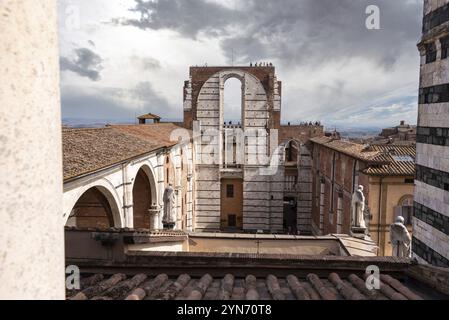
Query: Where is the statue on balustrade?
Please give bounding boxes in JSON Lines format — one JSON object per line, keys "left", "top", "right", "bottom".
{"left": 162, "top": 184, "right": 176, "bottom": 230}
{"left": 351, "top": 185, "right": 367, "bottom": 229}
{"left": 390, "top": 216, "right": 412, "bottom": 258}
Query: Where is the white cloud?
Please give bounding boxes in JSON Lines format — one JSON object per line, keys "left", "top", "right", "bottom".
{"left": 58, "top": 0, "right": 422, "bottom": 128}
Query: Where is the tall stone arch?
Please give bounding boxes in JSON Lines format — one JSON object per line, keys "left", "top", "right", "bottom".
{"left": 184, "top": 66, "right": 281, "bottom": 131}
{"left": 184, "top": 66, "right": 282, "bottom": 232}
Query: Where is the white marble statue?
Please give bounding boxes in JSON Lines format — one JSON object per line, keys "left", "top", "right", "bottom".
{"left": 162, "top": 184, "right": 176, "bottom": 228}
{"left": 390, "top": 216, "right": 412, "bottom": 258}
{"left": 351, "top": 185, "right": 366, "bottom": 228}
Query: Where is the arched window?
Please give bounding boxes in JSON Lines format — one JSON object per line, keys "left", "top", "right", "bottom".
{"left": 223, "top": 77, "right": 243, "bottom": 126}
{"left": 284, "top": 140, "right": 299, "bottom": 164}
{"left": 394, "top": 196, "right": 414, "bottom": 226}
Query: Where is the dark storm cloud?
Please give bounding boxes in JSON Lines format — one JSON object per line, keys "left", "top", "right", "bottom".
{"left": 60, "top": 47, "right": 104, "bottom": 81}
{"left": 224, "top": 0, "right": 422, "bottom": 69}
{"left": 116, "top": 0, "right": 422, "bottom": 68}
{"left": 131, "top": 81, "right": 174, "bottom": 113}
{"left": 61, "top": 81, "right": 177, "bottom": 120}
{"left": 113, "top": 0, "right": 238, "bottom": 38}
{"left": 61, "top": 88, "right": 135, "bottom": 119}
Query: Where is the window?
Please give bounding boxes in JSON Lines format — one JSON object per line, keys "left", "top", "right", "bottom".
{"left": 419, "top": 84, "right": 449, "bottom": 104}
{"left": 226, "top": 184, "right": 234, "bottom": 198}
{"left": 423, "top": 4, "right": 449, "bottom": 33}
{"left": 337, "top": 196, "right": 343, "bottom": 234}
{"left": 228, "top": 215, "right": 237, "bottom": 227}
{"left": 426, "top": 42, "right": 437, "bottom": 64}
{"left": 286, "top": 142, "right": 293, "bottom": 162}
{"left": 442, "top": 36, "right": 449, "bottom": 60}
{"left": 394, "top": 196, "right": 413, "bottom": 225}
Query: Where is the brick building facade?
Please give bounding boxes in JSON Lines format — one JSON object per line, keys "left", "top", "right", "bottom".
{"left": 310, "top": 137, "right": 415, "bottom": 256}
{"left": 310, "top": 137, "right": 374, "bottom": 236}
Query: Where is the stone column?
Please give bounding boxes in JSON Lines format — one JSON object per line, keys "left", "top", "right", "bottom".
{"left": 149, "top": 205, "right": 160, "bottom": 230}
{"left": 157, "top": 153, "right": 165, "bottom": 229}
{"left": 122, "top": 164, "right": 133, "bottom": 228}
{"left": 0, "top": 0, "right": 64, "bottom": 299}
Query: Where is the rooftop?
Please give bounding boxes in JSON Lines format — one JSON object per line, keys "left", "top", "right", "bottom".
{"left": 111, "top": 123, "right": 189, "bottom": 147}
{"left": 310, "top": 137, "right": 416, "bottom": 177}
{"left": 310, "top": 137, "right": 381, "bottom": 162}
{"left": 64, "top": 228, "right": 449, "bottom": 300}
{"left": 363, "top": 145, "right": 416, "bottom": 176}
{"left": 63, "top": 123, "right": 186, "bottom": 181}
{"left": 137, "top": 113, "right": 161, "bottom": 120}
{"left": 66, "top": 254, "right": 449, "bottom": 300}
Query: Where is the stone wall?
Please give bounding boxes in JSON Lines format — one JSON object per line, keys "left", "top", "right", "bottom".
{"left": 0, "top": 0, "right": 65, "bottom": 299}
{"left": 310, "top": 143, "right": 370, "bottom": 235}
{"left": 414, "top": 0, "right": 449, "bottom": 267}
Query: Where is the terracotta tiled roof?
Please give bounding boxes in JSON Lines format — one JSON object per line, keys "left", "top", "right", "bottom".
{"left": 363, "top": 145, "right": 416, "bottom": 176}
{"left": 310, "top": 138, "right": 416, "bottom": 176}
{"left": 310, "top": 137, "right": 381, "bottom": 162}
{"left": 137, "top": 113, "right": 161, "bottom": 120}
{"left": 67, "top": 270, "right": 436, "bottom": 300}
{"left": 63, "top": 124, "right": 185, "bottom": 181}
{"left": 111, "top": 123, "right": 189, "bottom": 146}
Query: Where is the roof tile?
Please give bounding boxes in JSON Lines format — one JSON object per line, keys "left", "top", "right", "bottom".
{"left": 68, "top": 272, "right": 432, "bottom": 300}
{"left": 63, "top": 123, "right": 187, "bottom": 181}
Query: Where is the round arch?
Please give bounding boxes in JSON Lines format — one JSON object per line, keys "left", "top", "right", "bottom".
{"left": 398, "top": 194, "right": 414, "bottom": 206}
{"left": 198, "top": 69, "right": 269, "bottom": 130}
{"left": 131, "top": 164, "right": 158, "bottom": 229}
{"left": 282, "top": 139, "right": 301, "bottom": 164}
{"left": 131, "top": 164, "right": 158, "bottom": 206}
{"left": 222, "top": 72, "right": 246, "bottom": 83}
{"left": 65, "top": 185, "right": 122, "bottom": 229}
{"left": 395, "top": 194, "right": 414, "bottom": 226}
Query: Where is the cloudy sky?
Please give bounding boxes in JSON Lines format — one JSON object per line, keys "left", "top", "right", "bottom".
{"left": 58, "top": 0, "right": 423, "bottom": 128}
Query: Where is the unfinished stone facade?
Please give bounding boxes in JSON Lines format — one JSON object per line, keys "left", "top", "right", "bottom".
{"left": 184, "top": 66, "right": 323, "bottom": 234}
{"left": 415, "top": 0, "right": 449, "bottom": 267}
